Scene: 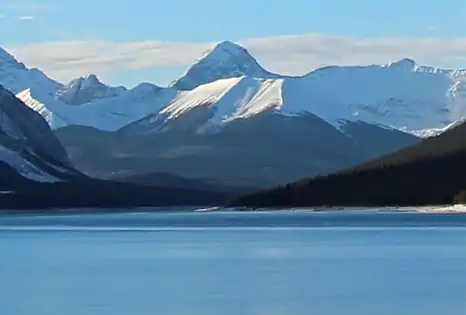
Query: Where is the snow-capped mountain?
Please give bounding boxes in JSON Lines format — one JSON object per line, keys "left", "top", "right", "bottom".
{"left": 0, "top": 85, "right": 228, "bottom": 209}
{"left": 164, "top": 44, "right": 466, "bottom": 135}
{"left": 3, "top": 42, "right": 466, "bottom": 137}
{"left": 0, "top": 85, "right": 77, "bottom": 183}
{"left": 0, "top": 47, "right": 62, "bottom": 95}
{"left": 170, "top": 41, "right": 282, "bottom": 90}
{"left": 130, "top": 59, "right": 466, "bottom": 135}
{"left": 18, "top": 82, "right": 177, "bottom": 130}
{"left": 0, "top": 47, "right": 158, "bottom": 129}
{"left": 56, "top": 74, "right": 127, "bottom": 105}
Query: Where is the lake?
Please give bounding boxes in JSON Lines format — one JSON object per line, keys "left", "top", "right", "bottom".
{"left": 1, "top": 210, "right": 466, "bottom": 315}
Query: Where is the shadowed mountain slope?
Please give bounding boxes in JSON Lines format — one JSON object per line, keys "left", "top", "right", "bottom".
{"left": 229, "top": 122, "right": 466, "bottom": 208}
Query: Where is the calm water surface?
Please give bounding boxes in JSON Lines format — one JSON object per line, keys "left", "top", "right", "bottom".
{"left": 1, "top": 210, "right": 466, "bottom": 315}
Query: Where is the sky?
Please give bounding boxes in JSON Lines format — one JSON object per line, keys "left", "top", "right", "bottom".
{"left": 2, "top": 0, "right": 466, "bottom": 87}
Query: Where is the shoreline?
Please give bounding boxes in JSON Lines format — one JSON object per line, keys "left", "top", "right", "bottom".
{"left": 1, "top": 205, "right": 466, "bottom": 217}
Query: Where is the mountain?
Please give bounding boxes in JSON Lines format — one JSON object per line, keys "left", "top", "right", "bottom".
{"left": 0, "top": 43, "right": 433, "bottom": 190}
{"left": 5, "top": 42, "right": 466, "bottom": 136}
{"left": 17, "top": 81, "right": 177, "bottom": 130}
{"left": 55, "top": 112, "right": 420, "bottom": 188}
{"left": 170, "top": 40, "right": 282, "bottom": 90}
{"left": 229, "top": 121, "right": 466, "bottom": 208}
{"left": 0, "top": 86, "right": 228, "bottom": 209}
{"left": 56, "top": 74, "right": 127, "bottom": 105}
{"left": 0, "top": 84, "right": 78, "bottom": 184}
{"left": 140, "top": 57, "right": 466, "bottom": 136}
{"left": 0, "top": 47, "right": 169, "bottom": 130}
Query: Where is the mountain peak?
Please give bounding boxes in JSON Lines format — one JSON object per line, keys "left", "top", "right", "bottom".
{"left": 68, "top": 74, "right": 104, "bottom": 88}
{"left": 205, "top": 40, "right": 250, "bottom": 58}
{"left": 386, "top": 58, "right": 417, "bottom": 69}
{"left": 56, "top": 74, "right": 127, "bottom": 105}
{"left": 170, "top": 41, "right": 279, "bottom": 90}
{"left": 83, "top": 73, "right": 100, "bottom": 83}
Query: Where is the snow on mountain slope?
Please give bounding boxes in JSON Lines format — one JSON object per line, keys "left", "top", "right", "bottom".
{"left": 294, "top": 60, "right": 466, "bottom": 132}
{"left": 0, "top": 47, "right": 123, "bottom": 106}
{"left": 18, "top": 83, "right": 178, "bottom": 130}
{"left": 411, "top": 119, "right": 466, "bottom": 138}
{"left": 131, "top": 76, "right": 287, "bottom": 133}
{"left": 134, "top": 59, "right": 466, "bottom": 135}
{"left": 170, "top": 41, "right": 282, "bottom": 91}
{"left": 133, "top": 43, "right": 466, "bottom": 135}
{"left": 0, "top": 85, "right": 78, "bottom": 182}
{"left": 142, "top": 52, "right": 466, "bottom": 135}
{"left": 0, "top": 87, "right": 69, "bottom": 164}
{"left": 56, "top": 74, "right": 128, "bottom": 105}
{"left": 0, "top": 48, "right": 150, "bottom": 130}
{"left": 4, "top": 42, "right": 466, "bottom": 136}
{"left": 163, "top": 77, "right": 283, "bottom": 121}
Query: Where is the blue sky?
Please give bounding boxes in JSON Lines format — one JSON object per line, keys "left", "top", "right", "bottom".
{"left": 3, "top": 0, "right": 466, "bottom": 86}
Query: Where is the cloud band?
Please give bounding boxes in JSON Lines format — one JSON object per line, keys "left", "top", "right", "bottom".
{"left": 7, "top": 33, "right": 466, "bottom": 84}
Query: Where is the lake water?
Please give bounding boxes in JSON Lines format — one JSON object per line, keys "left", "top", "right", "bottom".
{"left": 1, "top": 210, "right": 466, "bottom": 315}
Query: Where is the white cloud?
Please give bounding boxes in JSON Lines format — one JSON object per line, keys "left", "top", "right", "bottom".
{"left": 7, "top": 40, "right": 213, "bottom": 82}
{"left": 7, "top": 33, "right": 466, "bottom": 85}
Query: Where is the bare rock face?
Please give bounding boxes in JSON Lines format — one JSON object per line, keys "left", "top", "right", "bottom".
{"left": 56, "top": 74, "right": 127, "bottom": 105}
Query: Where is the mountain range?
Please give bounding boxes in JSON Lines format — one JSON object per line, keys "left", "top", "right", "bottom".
{"left": 4, "top": 41, "right": 466, "bottom": 135}
{"left": 0, "top": 85, "right": 229, "bottom": 209}
{"left": 2, "top": 41, "right": 466, "bottom": 190}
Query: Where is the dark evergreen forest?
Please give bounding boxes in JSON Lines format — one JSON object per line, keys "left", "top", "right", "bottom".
{"left": 230, "top": 122, "right": 466, "bottom": 208}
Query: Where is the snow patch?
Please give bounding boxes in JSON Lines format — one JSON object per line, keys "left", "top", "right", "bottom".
{"left": 410, "top": 119, "right": 466, "bottom": 138}
{"left": 417, "top": 205, "right": 466, "bottom": 213}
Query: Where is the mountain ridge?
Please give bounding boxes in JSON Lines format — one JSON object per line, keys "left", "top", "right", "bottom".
{"left": 55, "top": 111, "right": 420, "bottom": 189}
{"left": 0, "top": 87, "right": 230, "bottom": 209}
{"left": 6, "top": 42, "right": 466, "bottom": 90}
{"left": 3, "top": 42, "right": 466, "bottom": 136}
{"left": 0, "top": 43, "right": 432, "bottom": 193}
{"left": 0, "top": 84, "right": 80, "bottom": 183}
{"left": 56, "top": 74, "right": 128, "bottom": 105}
